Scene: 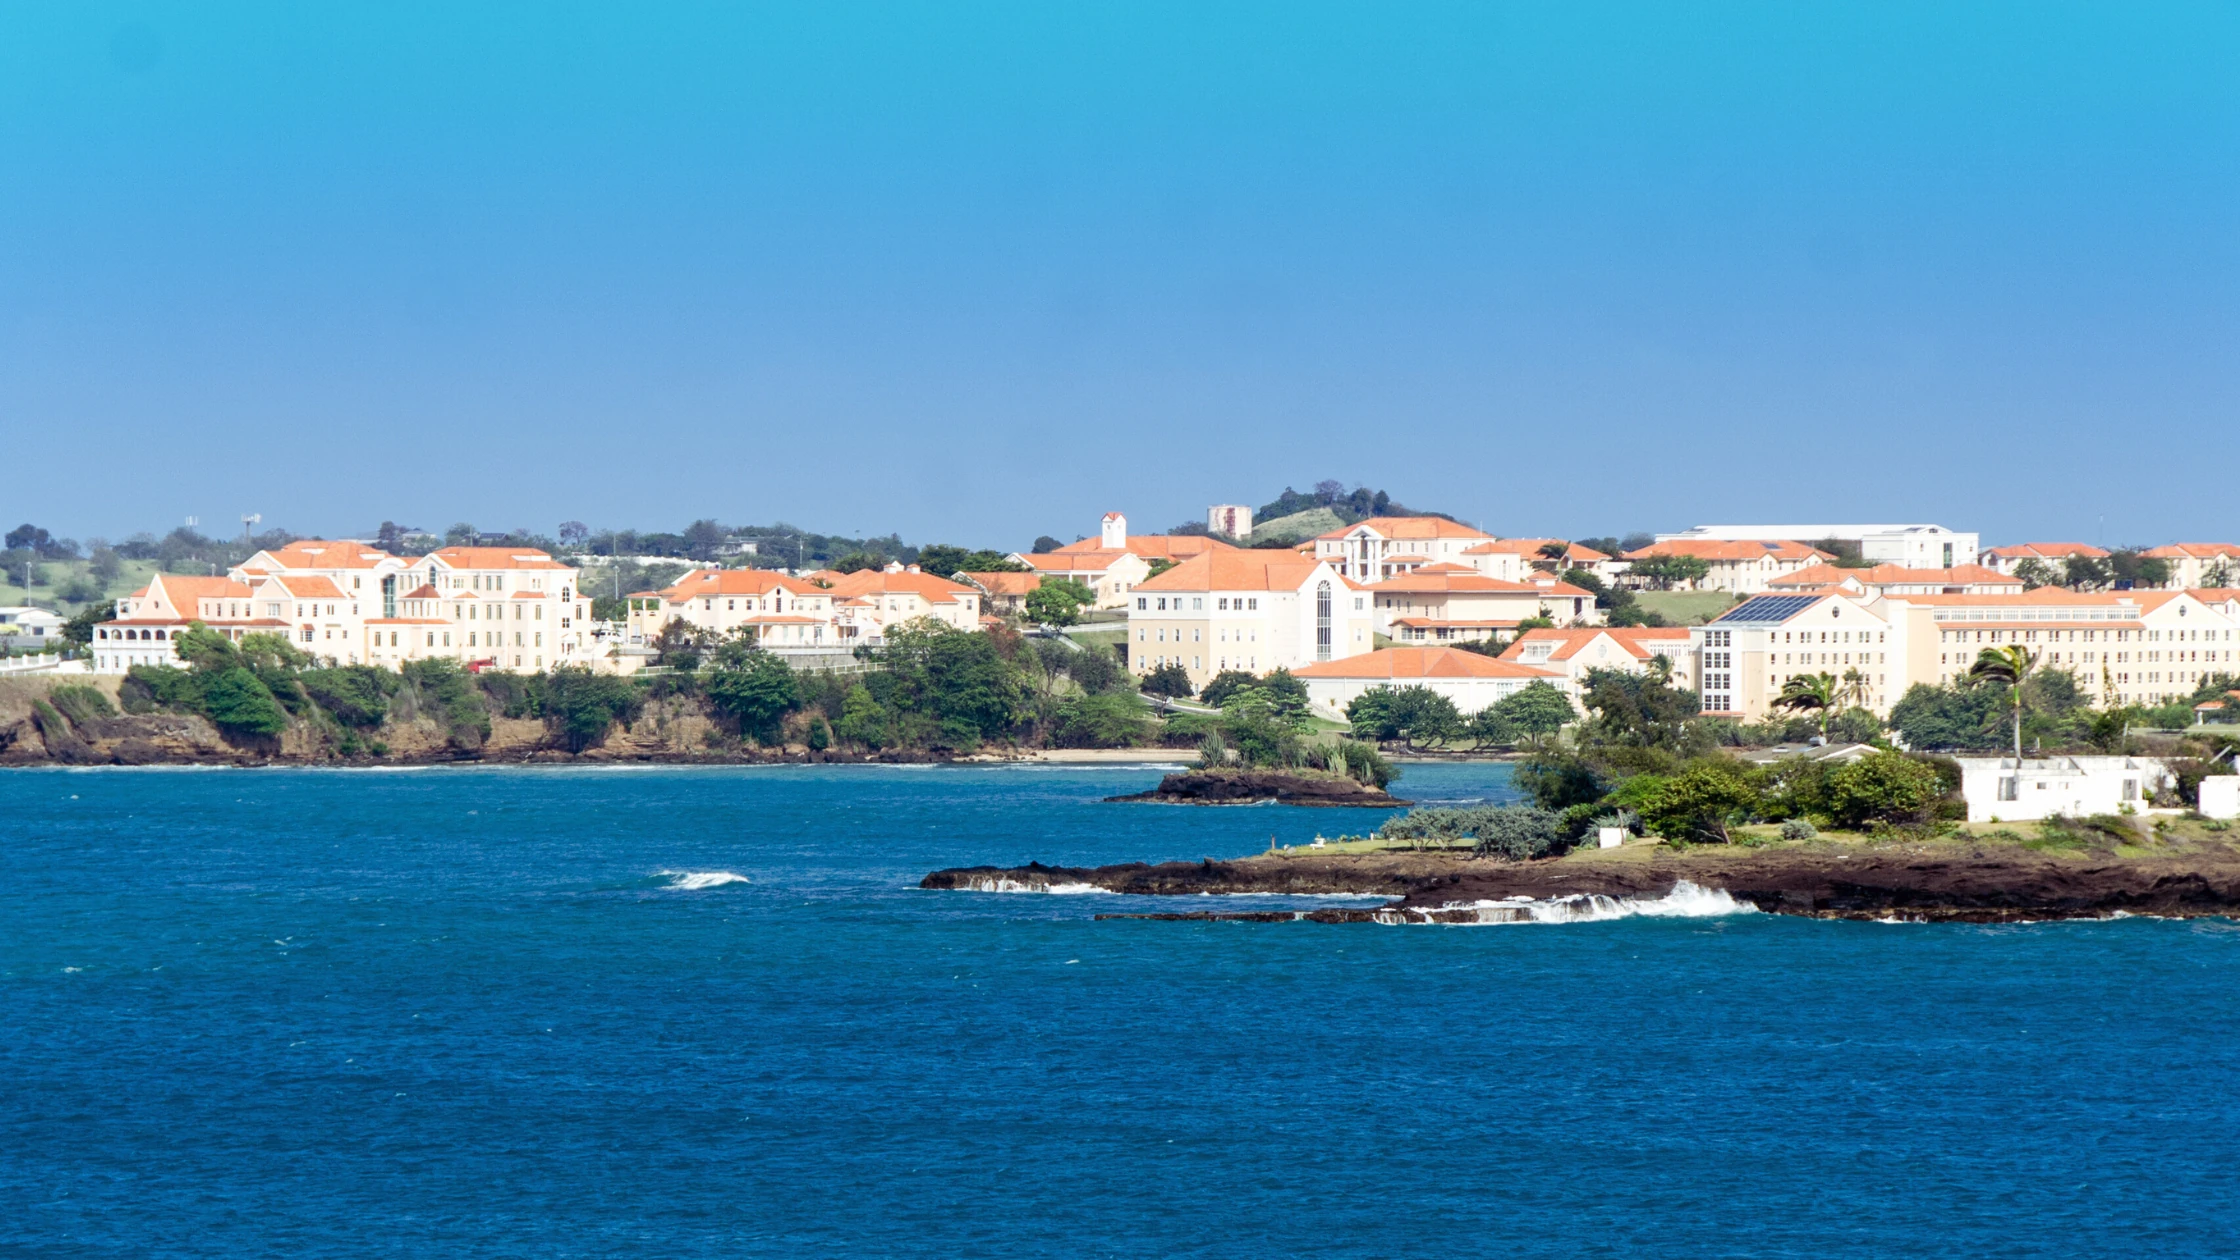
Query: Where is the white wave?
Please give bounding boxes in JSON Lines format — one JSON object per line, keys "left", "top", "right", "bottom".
{"left": 1399, "top": 880, "right": 1757, "bottom": 925}
{"left": 657, "top": 870, "right": 750, "bottom": 890}
{"left": 952, "top": 876, "right": 1110, "bottom": 893}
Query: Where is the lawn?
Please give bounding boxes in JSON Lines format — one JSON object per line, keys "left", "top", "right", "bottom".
{"left": 1631, "top": 590, "right": 1743, "bottom": 625}
{"left": 0, "top": 557, "right": 161, "bottom": 615}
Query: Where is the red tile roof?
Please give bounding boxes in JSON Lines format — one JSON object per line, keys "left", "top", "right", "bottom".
{"left": 427, "top": 546, "right": 572, "bottom": 571}
{"left": 1293, "top": 647, "right": 1564, "bottom": 681}
{"left": 1136, "top": 551, "right": 1338, "bottom": 593}
{"left": 1314, "top": 516, "right": 1492, "bottom": 543}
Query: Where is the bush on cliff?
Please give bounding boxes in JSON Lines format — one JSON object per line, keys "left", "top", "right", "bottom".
{"left": 1377, "top": 804, "right": 1567, "bottom": 860}
{"left": 45, "top": 684, "right": 115, "bottom": 727}
{"left": 299, "top": 666, "right": 399, "bottom": 729}
{"left": 1049, "top": 690, "right": 1151, "bottom": 748}
{"left": 702, "top": 642, "right": 800, "bottom": 743}
{"left": 198, "top": 666, "right": 289, "bottom": 739}
{"left": 402, "top": 658, "right": 490, "bottom": 751}
{"left": 541, "top": 666, "right": 646, "bottom": 752}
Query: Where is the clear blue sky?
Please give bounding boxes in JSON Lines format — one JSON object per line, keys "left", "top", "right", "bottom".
{"left": 4, "top": 4, "right": 2234, "bottom": 551}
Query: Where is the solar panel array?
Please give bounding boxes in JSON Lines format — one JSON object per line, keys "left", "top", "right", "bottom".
{"left": 1718, "top": 595, "right": 1823, "bottom": 623}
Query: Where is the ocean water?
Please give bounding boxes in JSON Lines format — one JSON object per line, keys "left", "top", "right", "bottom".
{"left": 4, "top": 761, "right": 2238, "bottom": 1258}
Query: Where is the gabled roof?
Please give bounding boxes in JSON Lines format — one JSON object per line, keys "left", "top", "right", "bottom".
{"left": 154, "top": 575, "right": 255, "bottom": 608}
{"left": 957, "top": 571, "right": 1042, "bottom": 596}
{"left": 1983, "top": 542, "right": 2109, "bottom": 560}
{"left": 1496, "top": 627, "right": 1689, "bottom": 663}
{"left": 2143, "top": 543, "right": 2240, "bottom": 560}
{"left": 1625, "top": 539, "right": 1832, "bottom": 563}
{"left": 270, "top": 575, "right": 346, "bottom": 599}
{"left": 1136, "top": 551, "right": 1341, "bottom": 594}
{"left": 1020, "top": 550, "right": 1131, "bottom": 573}
{"left": 1051, "top": 534, "right": 1234, "bottom": 560}
{"left": 1314, "top": 516, "right": 1492, "bottom": 543}
{"left": 246, "top": 540, "right": 397, "bottom": 571}
{"left": 1292, "top": 647, "right": 1564, "bottom": 681}
{"left": 821, "top": 569, "right": 978, "bottom": 602}
{"left": 655, "top": 568, "right": 820, "bottom": 601}
{"left": 424, "top": 546, "right": 572, "bottom": 571}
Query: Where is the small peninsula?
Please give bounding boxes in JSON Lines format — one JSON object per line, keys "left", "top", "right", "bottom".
{"left": 1103, "top": 768, "right": 1412, "bottom": 807}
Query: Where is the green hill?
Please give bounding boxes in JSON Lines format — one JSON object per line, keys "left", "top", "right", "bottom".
{"left": 1247, "top": 508, "right": 1347, "bottom": 545}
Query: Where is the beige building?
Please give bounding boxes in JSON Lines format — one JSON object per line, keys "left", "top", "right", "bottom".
{"left": 1313, "top": 516, "right": 1496, "bottom": 583}
{"left": 1293, "top": 646, "right": 1567, "bottom": 720}
{"left": 1366, "top": 565, "right": 1602, "bottom": 644}
{"left": 1457, "top": 539, "right": 1616, "bottom": 582}
{"left": 1768, "top": 563, "right": 2023, "bottom": 597}
{"left": 624, "top": 568, "right": 837, "bottom": 647}
{"left": 1978, "top": 542, "right": 2108, "bottom": 577}
{"left": 1622, "top": 540, "right": 1834, "bottom": 594}
{"left": 2143, "top": 544, "right": 2240, "bottom": 590}
{"left": 1496, "top": 626, "right": 1697, "bottom": 695}
{"left": 376, "top": 547, "right": 591, "bottom": 672}
{"left": 820, "top": 568, "right": 985, "bottom": 641}
{"left": 1014, "top": 512, "right": 1236, "bottom": 609}
{"left": 1872, "top": 588, "right": 2237, "bottom": 708}
{"left": 1126, "top": 551, "right": 1373, "bottom": 690}
{"left": 1692, "top": 592, "right": 1898, "bottom": 720}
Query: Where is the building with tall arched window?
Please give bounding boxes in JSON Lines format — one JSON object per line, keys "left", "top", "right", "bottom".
{"left": 1124, "top": 551, "right": 1374, "bottom": 691}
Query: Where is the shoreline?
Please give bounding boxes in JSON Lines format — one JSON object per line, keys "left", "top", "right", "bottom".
{"left": 923, "top": 840, "right": 2240, "bottom": 923}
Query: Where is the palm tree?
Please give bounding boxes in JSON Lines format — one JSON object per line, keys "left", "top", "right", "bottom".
{"left": 1839, "top": 666, "right": 1870, "bottom": 712}
{"left": 1966, "top": 644, "right": 2039, "bottom": 763}
{"left": 1773, "top": 672, "right": 1840, "bottom": 739}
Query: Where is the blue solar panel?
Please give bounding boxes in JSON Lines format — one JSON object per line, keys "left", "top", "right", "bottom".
{"left": 1719, "top": 595, "right": 1822, "bottom": 623}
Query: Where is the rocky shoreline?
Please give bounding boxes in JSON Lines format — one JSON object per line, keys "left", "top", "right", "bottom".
{"left": 1103, "top": 768, "right": 1412, "bottom": 807}
{"left": 922, "top": 843, "right": 2240, "bottom": 922}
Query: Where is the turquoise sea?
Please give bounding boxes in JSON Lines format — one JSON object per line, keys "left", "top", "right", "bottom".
{"left": 4, "top": 761, "right": 2238, "bottom": 1257}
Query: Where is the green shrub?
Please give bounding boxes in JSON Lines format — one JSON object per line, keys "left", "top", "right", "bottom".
{"left": 299, "top": 666, "right": 399, "bottom": 729}
{"left": 702, "top": 648, "right": 800, "bottom": 743}
{"left": 1049, "top": 691, "right": 1151, "bottom": 748}
{"left": 541, "top": 667, "right": 645, "bottom": 752}
{"left": 199, "top": 666, "right": 289, "bottom": 739}
{"left": 1377, "top": 804, "right": 1570, "bottom": 860}
{"left": 45, "top": 684, "right": 114, "bottom": 727}
{"left": 402, "top": 658, "right": 489, "bottom": 751}
{"left": 1823, "top": 752, "right": 1946, "bottom": 829}
{"left": 1779, "top": 818, "right": 1818, "bottom": 841}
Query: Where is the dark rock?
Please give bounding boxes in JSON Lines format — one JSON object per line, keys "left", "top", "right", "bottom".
{"left": 1104, "top": 769, "right": 1411, "bottom": 808}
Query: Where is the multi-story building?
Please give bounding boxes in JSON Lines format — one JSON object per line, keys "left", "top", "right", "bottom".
{"left": 1456, "top": 539, "right": 1616, "bottom": 582}
{"left": 1658, "top": 524, "right": 1978, "bottom": 569}
{"left": 2142, "top": 544, "right": 2240, "bottom": 590}
{"left": 1767, "top": 563, "right": 2023, "bottom": 597}
{"left": 820, "top": 568, "right": 985, "bottom": 641}
{"left": 382, "top": 547, "right": 591, "bottom": 672}
{"left": 1978, "top": 542, "right": 2108, "bottom": 577}
{"left": 956, "top": 571, "right": 1045, "bottom": 618}
{"left": 1014, "top": 512, "right": 1235, "bottom": 609}
{"left": 1621, "top": 539, "right": 1833, "bottom": 594}
{"left": 1125, "top": 551, "right": 1373, "bottom": 690}
{"left": 623, "top": 569, "right": 837, "bottom": 647}
{"left": 1692, "top": 592, "right": 1899, "bottom": 720}
{"left": 1496, "top": 627, "right": 1697, "bottom": 695}
{"left": 1872, "top": 588, "right": 2237, "bottom": 708}
{"left": 1293, "top": 647, "right": 1568, "bottom": 720}
{"left": 1367, "top": 566, "right": 1602, "bottom": 644}
{"left": 1313, "top": 517, "right": 1496, "bottom": 583}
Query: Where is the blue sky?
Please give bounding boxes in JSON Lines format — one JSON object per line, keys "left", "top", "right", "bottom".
{"left": 4, "top": 4, "right": 2235, "bottom": 550}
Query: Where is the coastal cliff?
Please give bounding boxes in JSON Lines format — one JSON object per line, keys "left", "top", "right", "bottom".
{"left": 924, "top": 842, "right": 2240, "bottom": 922}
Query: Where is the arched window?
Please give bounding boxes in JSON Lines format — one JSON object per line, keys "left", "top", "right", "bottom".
{"left": 1315, "top": 581, "right": 1333, "bottom": 661}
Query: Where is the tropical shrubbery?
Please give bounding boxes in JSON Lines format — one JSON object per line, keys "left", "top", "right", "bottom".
{"left": 1376, "top": 804, "right": 1569, "bottom": 860}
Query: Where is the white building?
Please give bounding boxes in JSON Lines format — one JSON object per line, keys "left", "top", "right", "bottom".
{"left": 2142, "top": 544, "right": 2240, "bottom": 590}
{"left": 1312, "top": 516, "right": 1496, "bottom": 583}
{"left": 1872, "top": 587, "right": 2238, "bottom": 709}
{"left": 1659, "top": 524, "right": 1979, "bottom": 570}
{"left": 1014, "top": 512, "right": 1236, "bottom": 609}
{"left": 1207, "top": 504, "right": 1253, "bottom": 539}
{"left": 1367, "top": 565, "right": 1602, "bottom": 644}
{"left": 0, "top": 606, "right": 67, "bottom": 650}
{"left": 1955, "top": 755, "right": 2171, "bottom": 822}
{"left": 1292, "top": 646, "right": 1568, "bottom": 720}
{"left": 1692, "top": 592, "right": 1899, "bottom": 720}
{"left": 1126, "top": 550, "right": 1373, "bottom": 690}
{"left": 1495, "top": 627, "right": 1697, "bottom": 695}
{"left": 624, "top": 568, "right": 837, "bottom": 647}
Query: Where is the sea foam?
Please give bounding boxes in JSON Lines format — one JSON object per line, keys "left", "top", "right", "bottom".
{"left": 657, "top": 870, "right": 751, "bottom": 890}
{"left": 1399, "top": 879, "right": 1756, "bottom": 925}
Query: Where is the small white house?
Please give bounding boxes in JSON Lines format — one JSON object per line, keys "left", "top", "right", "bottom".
{"left": 1955, "top": 755, "right": 2171, "bottom": 823}
{"left": 0, "top": 606, "right": 67, "bottom": 649}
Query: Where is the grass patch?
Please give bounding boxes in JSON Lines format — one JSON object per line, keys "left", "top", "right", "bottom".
{"left": 1631, "top": 590, "right": 1743, "bottom": 626}
{"left": 0, "top": 557, "right": 161, "bottom": 614}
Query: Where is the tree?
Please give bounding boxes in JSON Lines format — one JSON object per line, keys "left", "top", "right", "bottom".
{"left": 835, "top": 684, "right": 888, "bottom": 749}
{"left": 683, "top": 519, "right": 729, "bottom": 562}
{"left": 198, "top": 666, "right": 289, "bottom": 739}
{"left": 2108, "top": 549, "right": 2172, "bottom": 590}
{"left": 1823, "top": 752, "right": 1946, "bottom": 830}
{"left": 2062, "top": 555, "right": 2113, "bottom": 591}
{"left": 1023, "top": 579, "right": 1091, "bottom": 626}
{"left": 2011, "top": 558, "right": 2056, "bottom": 590}
{"left": 1143, "top": 558, "right": 1178, "bottom": 580}
{"left": 1345, "top": 684, "right": 1460, "bottom": 748}
{"left": 1260, "top": 668, "right": 1311, "bottom": 725}
{"left": 542, "top": 667, "right": 647, "bottom": 752}
{"left": 1577, "top": 667, "right": 1699, "bottom": 750}
{"left": 1493, "top": 681, "right": 1575, "bottom": 738}
{"left": 61, "top": 603, "right": 108, "bottom": 648}
{"left": 1463, "top": 706, "right": 1516, "bottom": 749}
{"left": 1031, "top": 535, "right": 1065, "bottom": 555}
{"left": 558, "top": 521, "right": 590, "bottom": 547}
{"left": 1772, "top": 672, "right": 1840, "bottom": 739}
{"left": 1198, "top": 669, "right": 1259, "bottom": 709}
{"left": 1061, "top": 643, "right": 1126, "bottom": 695}
{"left": 918, "top": 545, "right": 1028, "bottom": 577}
{"left": 1049, "top": 691, "right": 1151, "bottom": 748}
{"left": 445, "top": 522, "right": 477, "bottom": 545}
{"left": 703, "top": 642, "right": 800, "bottom": 743}
{"left": 1140, "top": 662, "right": 1193, "bottom": 699}
{"left": 1966, "top": 645, "right": 2040, "bottom": 761}
{"left": 829, "top": 551, "right": 884, "bottom": 574}
{"left": 1627, "top": 554, "right": 1710, "bottom": 590}
{"left": 1637, "top": 762, "right": 1759, "bottom": 843}
{"left": 1888, "top": 682, "right": 2006, "bottom": 751}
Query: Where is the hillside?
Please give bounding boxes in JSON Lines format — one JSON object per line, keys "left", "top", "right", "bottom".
{"left": 1247, "top": 508, "right": 1347, "bottom": 545}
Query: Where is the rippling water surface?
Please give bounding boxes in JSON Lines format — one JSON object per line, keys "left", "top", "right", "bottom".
{"left": 5, "top": 762, "right": 2237, "bottom": 1257}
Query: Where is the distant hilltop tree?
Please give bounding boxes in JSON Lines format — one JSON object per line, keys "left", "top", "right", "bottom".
{"left": 1252, "top": 483, "right": 1453, "bottom": 528}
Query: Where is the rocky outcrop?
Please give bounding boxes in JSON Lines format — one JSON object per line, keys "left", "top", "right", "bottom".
{"left": 924, "top": 844, "right": 2240, "bottom": 922}
{"left": 1103, "top": 769, "right": 1411, "bottom": 808}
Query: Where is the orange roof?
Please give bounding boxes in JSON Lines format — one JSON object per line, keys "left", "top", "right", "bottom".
{"left": 821, "top": 569, "right": 978, "bottom": 601}
{"left": 958, "top": 571, "right": 1043, "bottom": 596}
{"left": 1381, "top": 554, "right": 1434, "bottom": 565}
{"left": 400, "top": 584, "right": 441, "bottom": 599}
{"left": 2144, "top": 543, "right": 2240, "bottom": 559}
{"left": 1368, "top": 571, "right": 1591, "bottom": 597}
{"left": 251, "top": 540, "right": 396, "bottom": 570}
{"left": 1293, "top": 647, "right": 1564, "bottom": 681}
{"left": 157, "top": 574, "right": 256, "bottom": 608}
{"left": 1314, "top": 516, "right": 1491, "bottom": 543}
{"left": 1625, "top": 539, "right": 1832, "bottom": 563}
{"left": 1052, "top": 535, "right": 1235, "bottom": 560}
{"left": 655, "top": 568, "right": 818, "bottom": 601}
{"left": 427, "top": 546, "right": 571, "bottom": 571}
{"left": 1983, "top": 542, "right": 2109, "bottom": 560}
{"left": 1022, "top": 550, "right": 1130, "bottom": 573}
{"left": 1497, "top": 627, "right": 1691, "bottom": 663}
{"left": 1770, "top": 563, "right": 2020, "bottom": 589}
{"left": 1460, "top": 539, "right": 1613, "bottom": 563}
{"left": 271, "top": 575, "right": 346, "bottom": 599}
{"left": 1136, "top": 551, "right": 1337, "bottom": 594}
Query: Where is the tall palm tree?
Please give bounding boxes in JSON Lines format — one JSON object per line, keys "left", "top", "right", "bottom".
{"left": 1773, "top": 672, "right": 1840, "bottom": 739}
{"left": 1967, "top": 644, "right": 2039, "bottom": 762}
{"left": 1839, "top": 666, "right": 1870, "bottom": 711}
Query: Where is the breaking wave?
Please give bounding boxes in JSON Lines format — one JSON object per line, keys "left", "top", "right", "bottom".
{"left": 656, "top": 870, "right": 751, "bottom": 891}
{"left": 952, "top": 876, "right": 1108, "bottom": 894}
{"left": 1394, "top": 880, "right": 1756, "bottom": 925}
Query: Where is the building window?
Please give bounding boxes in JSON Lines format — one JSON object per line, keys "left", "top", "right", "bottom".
{"left": 1315, "top": 581, "right": 1332, "bottom": 661}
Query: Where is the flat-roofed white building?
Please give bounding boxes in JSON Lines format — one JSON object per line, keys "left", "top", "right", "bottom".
{"left": 1660, "top": 524, "right": 1978, "bottom": 570}
{"left": 1955, "top": 755, "right": 2172, "bottom": 822}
